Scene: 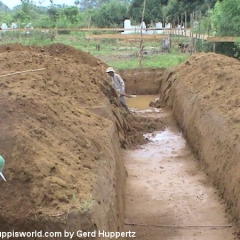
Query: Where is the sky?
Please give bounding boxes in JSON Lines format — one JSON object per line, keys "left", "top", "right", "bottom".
{"left": 1, "top": 0, "right": 76, "bottom": 9}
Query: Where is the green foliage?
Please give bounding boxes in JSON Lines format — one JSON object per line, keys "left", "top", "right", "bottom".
{"left": 21, "top": 0, "right": 33, "bottom": 15}
{"left": 194, "top": 39, "right": 213, "bottom": 53}
{"left": 128, "top": 0, "right": 167, "bottom": 25}
{"left": 13, "top": 10, "right": 31, "bottom": 24}
{"left": 77, "top": 0, "right": 131, "bottom": 10}
{"left": 108, "top": 53, "right": 188, "bottom": 70}
{"left": 128, "top": 0, "right": 217, "bottom": 26}
{"left": 38, "top": 15, "right": 55, "bottom": 28}
{"left": 162, "top": 0, "right": 179, "bottom": 23}
{"left": 57, "top": 30, "right": 71, "bottom": 34}
{"left": 211, "top": 0, "right": 240, "bottom": 36}
{"left": 234, "top": 39, "right": 240, "bottom": 59}
{"left": 92, "top": 0, "right": 127, "bottom": 27}
{"left": 63, "top": 7, "right": 80, "bottom": 24}
{"left": 0, "top": 0, "right": 218, "bottom": 30}
{"left": 0, "top": 13, "right": 14, "bottom": 25}
{"left": 47, "top": 7, "right": 59, "bottom": 24}
{"left": 210, "top": 0, "right": 240, "bottom": 58}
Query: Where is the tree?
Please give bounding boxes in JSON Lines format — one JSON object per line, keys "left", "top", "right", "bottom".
{"left": 63, "top": 6, "right": 80, "bottom": 24}
{"left": 79, "top": 0, "right": 98, "bottom": 9}
{"left": 20, "top": 0, "right": 34, "bottom": 14}
{"left": 128, "top": 0, "right": 217, "bottom": 26}
{"left": 209, "top": 0, "right": 240, "bottom": 58}
{"left": 92, "top": 0, "right": 127, "bottom": 27}
{"left": 211, "top": 0, "right": 240, "bottom": 36}
{"left": 47, "top": 6, "right": 58, "bottom": 23}
{"left": 10, "top": 0, "right": 36, "bottom": 25}
{"left": 128, "top": 0, "right": 168, "bottom": 25}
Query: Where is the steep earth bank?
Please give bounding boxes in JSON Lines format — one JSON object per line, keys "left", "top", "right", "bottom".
{"left": 0, "top": 43, "right": 164, "bottom": 239}
{"left": 157, "top": 52, "right": 240, "bottom": 235}
{"left": 120, "top": 68, "right": 165, "bottom": 95}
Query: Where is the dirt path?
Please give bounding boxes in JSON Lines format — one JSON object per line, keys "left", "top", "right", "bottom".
{"left": 123, "top": 98, "right": 236, "bottom": 239}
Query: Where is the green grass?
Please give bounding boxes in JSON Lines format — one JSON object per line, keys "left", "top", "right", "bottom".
{"left": 106, "top": 53, "right": 188, "bottom": 70}
{"left": 0, "top": 31, "right": 189, "bottom": 69}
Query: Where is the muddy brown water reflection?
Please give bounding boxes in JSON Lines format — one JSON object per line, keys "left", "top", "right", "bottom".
{"left": 126, "top": 95, "right": 158, "bottom": 110}
{"left": 123, "top": 96, "right": 235, "bottom": 240}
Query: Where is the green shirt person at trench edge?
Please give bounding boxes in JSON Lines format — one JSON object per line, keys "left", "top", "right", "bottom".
{"left": 0, "top": 155, "right": 7, "bottom": 181}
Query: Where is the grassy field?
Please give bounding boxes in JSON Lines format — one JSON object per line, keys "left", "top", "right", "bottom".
{"left": 102, "top": 53, "right": 188, "bottom": 70}
{"left": 0, "top": 30, "right": 189, "bottom": 69}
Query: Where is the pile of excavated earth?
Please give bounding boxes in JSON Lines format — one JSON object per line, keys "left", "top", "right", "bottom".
{"left": 1, "top": 43, "right": 240, "bottom": 238}
{"left": 157, "top": 52, "right": 240, "bottom": 236}
{"left": 0, "top": 43, "right": 164, "bottom": 237}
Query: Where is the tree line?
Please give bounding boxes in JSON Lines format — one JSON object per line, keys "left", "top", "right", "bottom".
{"left": 0, "top": 0, "right": 217, "bottom": 29}
{"left": 1, "top": 0, "right": 240, "bottom": 57}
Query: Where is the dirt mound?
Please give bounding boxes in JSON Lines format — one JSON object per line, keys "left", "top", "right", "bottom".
{"left": 0, "top": 43, "right": 102, "bottom": 68}
{"left": 157, "top": 52, "right": 240, "bottom": 118}
{"left": 157, "top": 52, "right": 240, "bottom": 230}
{"left": 0, "top": 43, "right": 159, "bottom": 236}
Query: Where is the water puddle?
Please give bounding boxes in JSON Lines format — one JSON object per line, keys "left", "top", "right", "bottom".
{"left": 126, "top": 94, "right": 158, "bottom": 110}
{"left": 123, "top": 96, "right": 235, "bottom": 240}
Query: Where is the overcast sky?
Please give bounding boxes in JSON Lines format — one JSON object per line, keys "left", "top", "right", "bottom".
{"left": 1, "top": 0, "right": 76, "bottom": 9}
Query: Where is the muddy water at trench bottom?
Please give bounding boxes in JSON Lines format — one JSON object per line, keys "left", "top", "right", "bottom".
{"left": 126, "top": 95, "right": 158, "bottom": 110}
{"left": 123, "top": 95, "right": 236, "bottom": 240}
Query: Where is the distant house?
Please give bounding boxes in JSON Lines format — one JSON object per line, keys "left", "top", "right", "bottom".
{"left": 1, "top": 23, "right": 8, "bottom": 30}
{"left": 122, "top": 19, "right": 168, "bottom": 35}
{"left": 11, "top": 22, "right": 18, "bottom": 29}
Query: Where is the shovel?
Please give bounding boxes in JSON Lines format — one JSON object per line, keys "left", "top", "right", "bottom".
{"left": 124, "top": 94, "right": 137, "bottom": 98}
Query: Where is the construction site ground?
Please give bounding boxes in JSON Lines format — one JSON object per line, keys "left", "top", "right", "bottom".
{"left": 0, "top": 43, "right": 240, "bottom": 240}
{"left": 123, "top": 101, "right": 236, "bottom": 239}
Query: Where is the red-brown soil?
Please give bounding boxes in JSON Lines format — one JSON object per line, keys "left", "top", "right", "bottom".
{"left": 0, "top": 43, "right": 164, "bottom": 238}
{"left": 4, "top": 42, "right": 240, "bottom": 239}
{"left": 157, "top": 52, "right": 240, "bottom": 234}
{"left": 123, "top": 108, "right": 236, "bottom": 240}
{"left": 119, "top": 68, "right": 164, "bottom": 95}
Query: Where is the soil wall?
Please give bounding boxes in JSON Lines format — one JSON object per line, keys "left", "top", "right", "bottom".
{"left": 0, "top": 106, "right": 125, "bottom": 240}
{"left": 0, "top": 44, "right": 168, "bottom": 239}
{"left": 158, "top": 53, "right": 240, "bottom": 230}
{"left": 0, "top": 44, "right": 130, "bottom": 239}
{"left": 119, "top": 68, "right": 165, "bottom": 95}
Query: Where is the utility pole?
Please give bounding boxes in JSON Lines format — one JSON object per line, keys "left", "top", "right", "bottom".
{"left": 139, "top": 0, "right": 146, "bottom": 68}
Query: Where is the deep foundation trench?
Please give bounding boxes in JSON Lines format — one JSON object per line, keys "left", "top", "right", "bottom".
{"left": 120, "top": 69, "right": 238, "bottom": 240}
{"left": 2, "top": 62, "right": 239, "bottom": 240}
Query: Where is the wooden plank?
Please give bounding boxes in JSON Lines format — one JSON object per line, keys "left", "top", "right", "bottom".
{"left": 2, "top": 28, "right": 123, "bottom": 32}
{"left": 86, "top": 34, "right": 169, "bottom": 40}
{"left": 206, "top": 37, "right": 240, "bottom": 42}
{"left": 2, "top": 27, "right": 190, "bottom": 32}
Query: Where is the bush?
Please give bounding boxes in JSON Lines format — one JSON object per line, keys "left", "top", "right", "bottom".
{"left": 57, "top": 30, "right": 71, "bottom": 35}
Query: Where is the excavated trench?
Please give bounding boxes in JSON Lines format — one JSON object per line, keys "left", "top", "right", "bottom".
{"left": 123, "top": 96, "right": 235, "bottom": 240}
{"left": 120, "top": 64, "right": 240, "bottom": 239}
{"left": 1, "top": 45, "right": 240, "bottom": 240}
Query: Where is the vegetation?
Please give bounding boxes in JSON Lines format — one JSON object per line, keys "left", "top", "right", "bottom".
{"left": 1, "top": 0, "right": 240, "bottom": 59}
{"left": 108, "top": 53, "right": 188, "bottom": 70}
{"left": 0, "top": 0, "right": 218, "bottom": 29}
{"left": 128, "top": 0, "right": 215, "bottom": 26}
{"left": 210, "top": 0, "right": 240, "bottom": 58}
{"left": 92, "top": 0, "right": 128, "bottom": 27}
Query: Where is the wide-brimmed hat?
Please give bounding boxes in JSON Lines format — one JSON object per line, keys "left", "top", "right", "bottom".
{"left": 106, "top": 67, "right": 115, "bottom": 73}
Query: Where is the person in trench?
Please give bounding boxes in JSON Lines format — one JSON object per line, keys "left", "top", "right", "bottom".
{"left": 106, "top": 67, "right": 131, "bottom": 114}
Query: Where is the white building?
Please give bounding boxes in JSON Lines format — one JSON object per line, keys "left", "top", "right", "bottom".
{"left": 122, "top": 19, "right": 170, "bottom": 35}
